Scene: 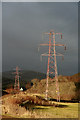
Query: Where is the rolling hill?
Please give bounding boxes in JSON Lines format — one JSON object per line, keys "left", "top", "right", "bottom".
{"left": 2, "top": 70, "right": 46, "bottom": 90}
{"left": 2, "top": 70, "right": 80, "bottom": 100}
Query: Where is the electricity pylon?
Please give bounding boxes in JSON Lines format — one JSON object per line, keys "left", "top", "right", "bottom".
{"left": 39, "top": 30, "right": 66, "bottom": 102}
{"left": 13, "top": 66, "right": 21, "bottom": 91}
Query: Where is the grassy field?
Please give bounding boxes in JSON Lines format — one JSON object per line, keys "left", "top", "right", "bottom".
{"left": 2, "top": 102, "right": 79, "bottom": 118}
{"left": 2, "top": 93, "right": 79, "bottom": 118}
{"left": 22, "top": 102, "right": 79, "bottom": 118}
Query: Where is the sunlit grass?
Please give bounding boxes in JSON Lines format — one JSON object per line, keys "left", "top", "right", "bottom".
{"left": 31, "top": 103, "right": 79, "bottom": 118}
{"left": 2, "top": 92, "right": 79, "bottom": 118}
{"left": 20, "top": 92, "right": 79, "bottom": 118}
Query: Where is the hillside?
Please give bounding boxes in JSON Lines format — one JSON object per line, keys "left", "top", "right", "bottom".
{"left": 27, "top": 79, "right": 76, "bottom": 101}
{"left": 2, "top": 71, "right": 80, "bottom": 90}
{"left": 2, "top": 70, "right": 46, "bottom": 90}
{"left": 64, "top": 73, "right": 80, "bottom": 82}
{"left": 26, "top": 73, "right": 80, "bottom": 101}
{"left": 2, "top": 71, "right": 80, "bottom": 100}
{"left": 2, "top": 72, "right": 79, "bottom": 118}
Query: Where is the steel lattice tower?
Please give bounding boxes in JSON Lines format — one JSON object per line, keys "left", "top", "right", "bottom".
{"left": 13, "top": 66, "right": 20, "bottom": 91}
{"left": 39, "top": 30, "right": 66, "bottom": 102}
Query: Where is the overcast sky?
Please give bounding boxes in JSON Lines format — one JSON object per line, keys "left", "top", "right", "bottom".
{"left": 2, "top": 2, "right": 78, "bottom": 76}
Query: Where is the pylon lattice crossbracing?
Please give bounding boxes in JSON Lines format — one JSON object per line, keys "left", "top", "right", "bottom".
{"left": 39, "top": 30, "right": 66, "bottom": 102}
{"left": 13, "top": 66, "right": 21, "bottom": 91}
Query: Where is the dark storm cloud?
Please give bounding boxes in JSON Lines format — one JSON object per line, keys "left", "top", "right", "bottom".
{"left": 0, "top": 2, "right": 2, "bottom": 72}
{"left": 2, "top": 2, "right": 78, "bottom": 75}
{"left": 78, "top": 1, "right": 80, "bottom": 73}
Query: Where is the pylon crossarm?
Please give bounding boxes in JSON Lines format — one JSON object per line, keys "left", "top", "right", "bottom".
{"left": 40, "top": 44, "right": 49, "bottom": 46}
{"left": 40, "top": 43, "right": 65, "bottom": 47}
{"left": 55, "top": 44, "right": 65, "bottom": 47}
{"left": 39, "top": 30, "right": 66, "bottom": 102}
{"left": 41, "top": 53, "right": 49, "bottom": 56}
{"left": 41, "top": 53, "right": 64, "bottom": 57}
{"left": 56, "top": 53, "right": 64, "bottom": 56}
{"left": 44, "top": 32, "right": 50, "bottom": 35}
{"left": 55, "top": 33, "right": 63, "bottom": 39}
{"left": 55, "top": 33, "right": 62, "bottom": 35}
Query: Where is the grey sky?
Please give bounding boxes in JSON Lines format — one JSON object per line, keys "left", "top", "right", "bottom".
{"left": 1, "top": 0, "right": 79, "bottom": 2}
{"left": 0, "top": 2, "right": 2, "bottom": 73}
{"left": 2, "top": 2, "right": 78, "bottom": 75}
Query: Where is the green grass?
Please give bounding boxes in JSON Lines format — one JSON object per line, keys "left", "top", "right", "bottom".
{"left": 20, "top": 92, "right": 79, "bottom": 118}
{"left": 2, "top": 103, "right": 79, "bottom": 118}
{"left": 30, "top": 102, "right": 79, "bottom": 118}
{"left": 2, "top": 92, "right": 79, "bottom": 118}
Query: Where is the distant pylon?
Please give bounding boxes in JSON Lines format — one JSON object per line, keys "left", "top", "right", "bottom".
{"left": 39, "top": 30, "right": 66, "bottom": 102}
{"left": 13, "top": 66, "right": 21, "bottom": 91}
